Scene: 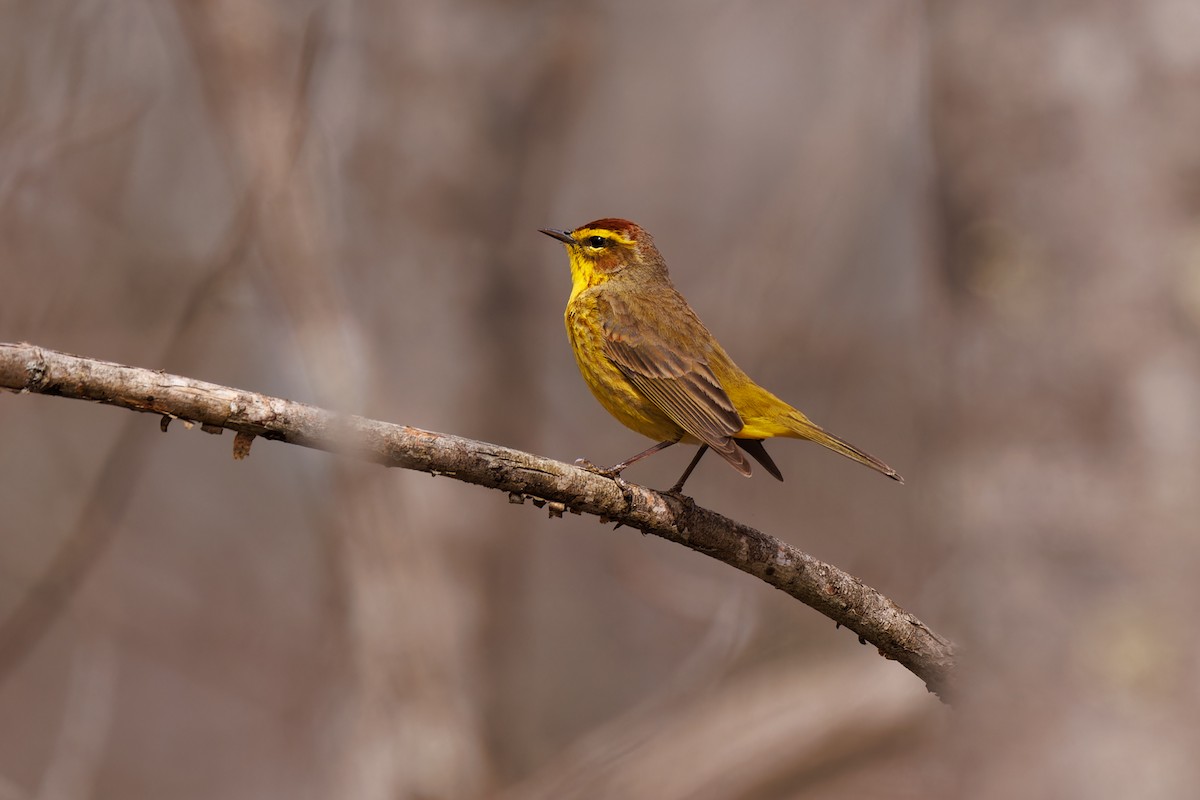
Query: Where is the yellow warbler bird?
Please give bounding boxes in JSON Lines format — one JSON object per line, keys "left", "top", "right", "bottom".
{"left": 540, "top": 218, "right": 902, "bottom": 492}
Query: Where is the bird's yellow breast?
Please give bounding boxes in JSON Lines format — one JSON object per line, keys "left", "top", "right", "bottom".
{"left": 565, "top": 292, "right": 690, "bottom": 444}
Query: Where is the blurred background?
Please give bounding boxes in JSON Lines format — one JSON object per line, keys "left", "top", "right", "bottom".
{"left": 3, "top": 0, "right": 1200, "bottom": 797}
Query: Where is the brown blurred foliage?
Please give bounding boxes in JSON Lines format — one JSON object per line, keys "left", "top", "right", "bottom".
{"left": 2, "top": 1, "right": 1200, "bottom": 798}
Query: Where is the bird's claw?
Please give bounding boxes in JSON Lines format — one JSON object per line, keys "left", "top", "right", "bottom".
{"left": 574, "top": 458, "right": 621, "bottom": 480}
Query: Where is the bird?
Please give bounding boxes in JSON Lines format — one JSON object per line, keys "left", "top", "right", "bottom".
{"left": 540, "top": 218, "right": 902, "bottom": 493}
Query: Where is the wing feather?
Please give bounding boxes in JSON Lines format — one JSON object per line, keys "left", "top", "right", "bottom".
{"left": 598, "top": 291, "right": 751, "bottom": 476}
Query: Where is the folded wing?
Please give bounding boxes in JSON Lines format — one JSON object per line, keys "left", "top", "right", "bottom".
{"left": 599, "top": 292, "right": 751, "bottom": 476}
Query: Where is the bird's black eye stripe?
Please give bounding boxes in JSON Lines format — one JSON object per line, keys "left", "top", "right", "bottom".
{"left": 587, "top": 236, "right": 607, "bottom": 248}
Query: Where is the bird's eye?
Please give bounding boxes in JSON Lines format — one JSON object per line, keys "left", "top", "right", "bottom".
{"left": 587, "top": 236, "right": 607, "bottom": 248}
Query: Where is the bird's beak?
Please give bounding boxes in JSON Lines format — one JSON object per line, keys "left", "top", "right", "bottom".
{"left": 539, "top": 228, "right": 575, "bottom": 245}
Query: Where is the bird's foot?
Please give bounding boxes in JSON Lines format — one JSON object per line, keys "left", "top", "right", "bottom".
{"left": 573, "top": 457, "right": 614, "bottom": 477}
{"left": 574, "top": 458, "right": 629, "bottom": 488}
{"left": 576, "top": 458, "right": 632, "bottom": 529}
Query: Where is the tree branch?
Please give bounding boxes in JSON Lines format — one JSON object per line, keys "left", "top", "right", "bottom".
{"left": 0, "top": 342, "right": 957, "bottom": 699}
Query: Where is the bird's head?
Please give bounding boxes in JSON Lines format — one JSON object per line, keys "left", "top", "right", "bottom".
{"left": 540, "top": 218, "right": 667, "bottom": 291}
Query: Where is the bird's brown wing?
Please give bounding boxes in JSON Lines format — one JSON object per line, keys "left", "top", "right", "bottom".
{"left": 598, "top": 291, "right": 751, "bottom": 476}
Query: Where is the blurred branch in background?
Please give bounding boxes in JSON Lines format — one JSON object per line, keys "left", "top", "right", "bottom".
{"left": 173, "top": 4, "right": 493, "bottom": 795}
{"left": 498, "top": 655, "right": 931, "bottom": 800}
{"left": 0, "top": 342, "right": 957, "bottom": 700}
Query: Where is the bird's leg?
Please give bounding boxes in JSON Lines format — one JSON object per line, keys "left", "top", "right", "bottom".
{"left": 667, "top": 445, "right": 709, "bottom": 494}
{"left": 576, "top": 439, "right": 678, "bottom": 480}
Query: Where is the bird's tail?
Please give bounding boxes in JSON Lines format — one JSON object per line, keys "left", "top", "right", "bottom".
{"left": 785, "top": 411, "right": 903, "bottom": 483}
